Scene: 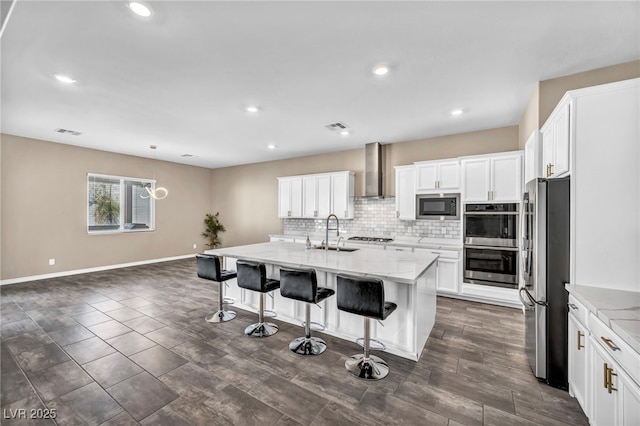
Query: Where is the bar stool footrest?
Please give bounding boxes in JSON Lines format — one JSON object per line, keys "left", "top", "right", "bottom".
{"left": 355, "top": 337, "right": 386, "bottom": 351}
{"left": 263, "top": 309, "right": 278, "bottom": 318}
{"left": 301, "top": 321, "right": 326, "bottom": 332}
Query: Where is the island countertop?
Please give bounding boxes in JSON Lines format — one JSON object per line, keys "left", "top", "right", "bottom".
{"left": 207, "top": 241, "right": 438, "bottom": 284}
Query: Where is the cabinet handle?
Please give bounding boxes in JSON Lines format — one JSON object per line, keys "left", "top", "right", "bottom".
{"left": 288, "top": 210, "right": 291, "bottom": 217}
{"left": 396, "top": 211, "right": 400, "bottom": 218}
{"left": 488, "top": 191, "right": 491, "bottom": 200}
{"left": 550, "top": 164, "right": 554, "bottom": 176}
{"left": 604, "top": 363, "right": 618, "bottom": 393}
{"left": 568, "top": 303, "right": 578, "bottom": 310}
{"left": 601, "top": 336, "right": 621, "bottom": 351}
{"left": 314, "top": 210, "right": 317, "bottom": 217}
{"left": 344, "top": 210, "right": 347, "bottom": 218}
{"left": 577, "top": 330, "right": 584, "bottom": 350}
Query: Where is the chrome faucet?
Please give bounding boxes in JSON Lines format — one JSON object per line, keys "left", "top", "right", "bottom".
{"left": 325, "top": 214, "right": 340, "bottom": 251}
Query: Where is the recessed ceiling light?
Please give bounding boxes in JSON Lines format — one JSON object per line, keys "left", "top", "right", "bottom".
{"left": 372, "top": 64, "right": 390, "bottom": 76}
{"left": 267, "top": 144, "right": 277, "bottom": 150}
{"left": 450, "top": 109, "right": 464, "bottom": 116}
{"left": 340, "top": 130, "right": 350, "bottom": 136}
{"left": 54, "top": 74, "right": 76, "bottom": 84}
{"left": 246, "top": 105, "right": 259, "bottom": 113}
{"left": 128, "top": 2, "right": 152, "bottom": 17}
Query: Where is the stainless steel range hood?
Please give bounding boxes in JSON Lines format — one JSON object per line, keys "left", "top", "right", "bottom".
{"left": 364, "top": 142, "right": 383, "bottom": 197}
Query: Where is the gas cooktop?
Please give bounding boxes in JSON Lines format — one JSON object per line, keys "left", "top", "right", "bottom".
{"left": 347, "top": 236, "right": 394, "bottom": 243}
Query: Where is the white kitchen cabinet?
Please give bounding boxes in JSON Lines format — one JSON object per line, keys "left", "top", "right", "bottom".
{"left": 461, "top": 152, "right": 523, "bottom": 203}
{"left": 568, "top": 311, "right": 589, "bottom": 411}
{"left": 541, "top": 99, "right": 571, "bottom": 178}
{"left": 415, "top": 159, "right": 460, "bottom": 192}
{"left": 302, "top": 174, "right": 330, "bottom": 218}
{"left": 278, "top": 171, "right": 353, "bottom": 219}
{"left": 524, "top": 130, "right": 542, "bottom": 185}
{"left": 278, "top": 176, "right": 302, "bottom": 218}
{"left": 395, "top": 165, "right": 416, "bottom": 220}
{"left": 589, "top": 335, "right": 640, "bottom": 426}
{"left": 414, "top": 247, "right": 461, "bottom": 294}
{"left": 330, "top": 171, "right": 355, "bottom": 219}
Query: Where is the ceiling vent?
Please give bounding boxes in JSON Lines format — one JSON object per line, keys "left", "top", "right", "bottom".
{"left": 55, "top": 128, "right": 82, "bottom": 136}
{"left": 325, "top": 122, "right": 348, "bottom": 132}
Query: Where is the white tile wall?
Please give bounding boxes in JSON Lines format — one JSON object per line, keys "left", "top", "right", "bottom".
{"left": 283, "top": 197, "right": 461, "bottom": 239}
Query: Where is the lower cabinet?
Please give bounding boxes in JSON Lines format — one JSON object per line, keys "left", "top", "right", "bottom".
{"left": 414, "top": 247, "right": 460, "bottom": 294}
{"left": 568, "top": 312, "right": 589, "bottom": 410}
{"left": 589, "top": 336, "right": 640, "bottom": 426}
{"left": 568, "top": 297, "right": 640, "bottom": 426}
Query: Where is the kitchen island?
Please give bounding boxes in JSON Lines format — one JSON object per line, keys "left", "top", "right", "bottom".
{"left": 206, "top": 241, "right": 438, "bottom": 361}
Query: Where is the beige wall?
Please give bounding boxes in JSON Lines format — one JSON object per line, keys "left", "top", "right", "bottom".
{"left": 1, "top": 134, "right": 213, "bottom": 280}
{"left": 518, "top": 83, "right": 540, "bottom": 149}
{"left": 518, "top": 60, "right": 640, "bottom": 147}
{"left": 212, "top": 126, "right": 519, "bottom": 247}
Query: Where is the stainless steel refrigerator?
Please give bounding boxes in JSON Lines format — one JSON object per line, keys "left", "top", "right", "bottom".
{"left": 520, "top": 177, "right": 570, "bottom": 389}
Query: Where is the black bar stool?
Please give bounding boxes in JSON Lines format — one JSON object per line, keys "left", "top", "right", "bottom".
{"left": 279, "top": 267, "right": 335, "bottom": 355}
{"left": 336, "top": 274, "right": 397, "bottom": 380}
{"left": 196, "top": 254, "right": 237, "bottom": 323}
{"left": 236, "top": 259, "right": 280, "bottom": 337}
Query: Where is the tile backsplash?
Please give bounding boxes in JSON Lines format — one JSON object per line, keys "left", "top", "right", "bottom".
{"left": 284, "top": 197, "right": 461, "bottom": 239}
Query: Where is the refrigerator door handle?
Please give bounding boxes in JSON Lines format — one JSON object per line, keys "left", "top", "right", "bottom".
{"left": 520, "top": 287, "right": 548, "bottom": 307}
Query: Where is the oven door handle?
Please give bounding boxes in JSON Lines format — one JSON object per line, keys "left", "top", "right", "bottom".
{"left": 464, "top": 245, "right": 520, "bottom": 251}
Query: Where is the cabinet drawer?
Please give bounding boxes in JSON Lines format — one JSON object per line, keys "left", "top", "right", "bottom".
{"left": 568, "top": 294, "right": 589, "bottom": 326}
{"left": 589, "top": 312, "right": 640, "bottom": 386}
{"left": 428, "top": 249, "right": 460, "bottom": 260}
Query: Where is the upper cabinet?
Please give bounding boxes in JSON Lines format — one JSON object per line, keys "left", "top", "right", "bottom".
{"left": 461, "top": 151, "right": 523, "bottom": 203}
{"left": 414, "top": 159, "right": 460, "bottom": 193}
{"left": 524, "top": 130, "right": 542, "bottom": 185}
{"left": 330, "top": 172, "right": 355, "bottom": 219}
{"left": 302, "top": 174, "right": 331, "bottom": 218}
{"left": 415, "top": 159, "right": 460, "bottom": 193}
{"left": 541, "top": 98, "right": 571, "bottom": 178}
{"left": 395, "top": 165, "right": 416, "bottom": 220}
{"left": 279, "top": 171, "right": 354, "bottom": 219}
{"left": 278, "top": 176, "right": 303, "bottom": 218}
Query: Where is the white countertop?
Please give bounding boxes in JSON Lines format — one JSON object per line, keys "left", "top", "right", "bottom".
{"left": 207, "top": 241, "right": 438, "bottom": 284}
{"left": 566, "top": 284, "right": 640, "bottom": 354}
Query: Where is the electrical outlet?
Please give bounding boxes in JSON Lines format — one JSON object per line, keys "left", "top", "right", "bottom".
{"left": 441, "top": 228, "right": 447, "bottom": 234}
{"left": 49, "top": 258, "right": 55, "bottom": 266}
{"left": 193, "top": 243, "right": 197, "bottom": 249}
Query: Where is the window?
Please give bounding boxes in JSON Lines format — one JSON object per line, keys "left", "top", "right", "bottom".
{"left": 87, "top": 173, "right": 155, "bottom": 233}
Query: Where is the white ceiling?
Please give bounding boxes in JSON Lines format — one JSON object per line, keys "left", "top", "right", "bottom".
{"left": 2, "top": 1, "right": 639, "bottom": 169}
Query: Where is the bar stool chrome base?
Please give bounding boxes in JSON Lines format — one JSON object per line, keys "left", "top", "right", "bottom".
{"left": 244, "top": 322, "right": 279, "bottom": 337}
{"left": 205, "top": 310, "right": 236, "bottom": 323}
{"left": 345, "top": 353, "right": 390, "bottom": 380}
{"left": 289, "top": 336, "right": 327, "bottom": 355}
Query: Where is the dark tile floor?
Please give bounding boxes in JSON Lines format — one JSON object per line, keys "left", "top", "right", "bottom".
{"left": 0, "top": 259, "right": 589, "bottom": 425}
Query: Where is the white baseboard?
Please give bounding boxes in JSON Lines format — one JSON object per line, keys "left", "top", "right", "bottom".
{"left": 0, "top": 254, "right": 196, "bottom": 286}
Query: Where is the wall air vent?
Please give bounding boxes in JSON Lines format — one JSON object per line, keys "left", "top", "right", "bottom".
{"left": 55, "top": 128, "right": 82, "bottom": 136}
{"left": 181, "top": 154, "right": 196, "bottom": 158}
{"left": 325, "top": 122, "right": 348, "bottom": 132}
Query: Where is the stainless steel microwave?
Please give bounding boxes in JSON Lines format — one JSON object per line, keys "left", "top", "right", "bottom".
{"left": 416, "top": 194, "right": 460, "bottom": 220}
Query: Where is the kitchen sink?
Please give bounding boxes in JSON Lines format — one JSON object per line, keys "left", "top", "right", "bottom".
{"left": 314, "top": 246, "right": 359, "bottom": 252}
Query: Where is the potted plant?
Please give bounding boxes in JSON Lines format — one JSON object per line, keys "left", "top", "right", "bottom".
{"left": 202, "top": 212, "right": 226, "bottom": 248}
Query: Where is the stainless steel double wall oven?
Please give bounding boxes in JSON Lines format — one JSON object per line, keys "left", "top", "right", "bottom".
{"left": 463, "top": 203, "right": 519, "bottom": 288}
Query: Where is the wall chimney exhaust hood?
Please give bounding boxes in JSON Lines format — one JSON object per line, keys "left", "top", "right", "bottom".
{"left": 364, "top": 142, "right": 383, "bottom": 197}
